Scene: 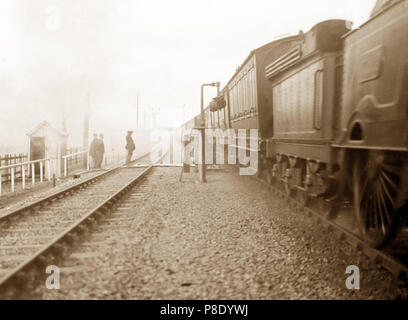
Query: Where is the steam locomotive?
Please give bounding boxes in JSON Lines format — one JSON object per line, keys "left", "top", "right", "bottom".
{"left": 182, "top": 0, "right": 408, "bottom": 248}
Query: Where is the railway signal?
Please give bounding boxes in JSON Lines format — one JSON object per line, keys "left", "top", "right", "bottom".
{"left": 199, "top": 82, "right": 221, "bottom": 183}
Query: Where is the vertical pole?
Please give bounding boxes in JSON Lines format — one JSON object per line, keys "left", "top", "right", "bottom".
{"left": 14, "top": 154, "right": 16, "bottom": 181}
{"left": 144, "top": 110, "right": 146, "bottom": 131}
{"left": 5, "top": 155, "right": 9, "bottom": 184}
{"left": 11, "top": 167, "right": 15, "bottom": 192}
{"left": 199, "top": 84, "right": 207, "bottom": 183}
{"left": 82, "top": 112, "right": 89, "bottom": 169}
{"left": 136, "top": 93, "right": 139, "bottom": 131}
{"left": 47, "top": 159, "right": 51, "bottom": 181}
{"left": 223, "top": 100, "right": 227, "bottom": 129}
{"left": 170, "top": 130, "right": 174, "bottom": 165}
{"left": 180, "top": 132, "right": 183, "bottom": 167}
{"left": 211, "top": 112, "right": 213, "bottom": 129}
{"left": 0, "top": 172, "right": 2, "bottom": 195}
{"left": 26, "top": 154, "right": 30, "bottom": 177}
{"left": 22, "top": 165, "right": 25, "bottom": 189}
{"left": 32, "top": 163, "right": 35, "bottom": 185}
{"left": 57, "top": 143, "right": 61, "bottom": 179}
{"left": 217, "top": 83, "right": 221, "bottom": 129}
{"left": 40, "top": 161, "right": 44, "bottom": 182}
{"left": 64, "top": 157, "right": 67, "bottom": 177}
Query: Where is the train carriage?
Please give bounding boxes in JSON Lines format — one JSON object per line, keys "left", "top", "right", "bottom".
{"left": 263, "top": 20, "right": 351, "bottom": 200}
{"left": 191, "top": 0, "right": 408, "bottom": 249}
{"left": 207, "top": 36, "right": 303, "bottom": 167}
{"left": 226, "top": 36, "right": 302, "bottom": 139}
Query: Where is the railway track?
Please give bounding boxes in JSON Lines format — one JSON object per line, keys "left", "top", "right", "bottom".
{"left": 32, "top": 170, "right": 156, "bottom": 298}
{"left": 0, "top": 150, "right": 168, "bottom": 298}
{"left": 127, "top": 145, "right": 169, "bottom": 167}
{"left": 254, "top": 173, "right": 408, "bottom": 296}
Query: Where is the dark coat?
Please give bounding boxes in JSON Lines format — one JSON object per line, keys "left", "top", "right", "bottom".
{"left": 89, "top": 138, "right": 99, "bottom": 157}
{"left": 126, "top": 135, "right": 135, "bottom": 151}
{"left": 97, "top": 140, "right": 105, "bottom": 154}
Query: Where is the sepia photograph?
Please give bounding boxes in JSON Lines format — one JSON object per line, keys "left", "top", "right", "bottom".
{"left": 0, "top": 0, "right": 407, "bottom": 311}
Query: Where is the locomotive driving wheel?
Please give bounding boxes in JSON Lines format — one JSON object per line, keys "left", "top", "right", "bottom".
{"left": 352, "top": 150, "right": 401, "bottom": 248}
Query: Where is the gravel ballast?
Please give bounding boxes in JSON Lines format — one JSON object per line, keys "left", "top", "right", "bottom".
{"left": 0, "top": 169, "right": 108, "bottom": 218}
{"left": 30, "top": 167, "right": 398, "bottom": 300}
{"left": 0, "top": 168, "right": 145, "bottom": 283}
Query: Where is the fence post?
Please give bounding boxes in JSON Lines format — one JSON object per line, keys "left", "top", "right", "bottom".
{"left": 22, "top": 165, "right": 25, "bottom": 189}
{"left": 47, "top": 159, "right": 51, "bottom": 181}
{"left": 5, "top": 154, "right": 9, "bottom": 183}
{"left": 11, "top": 167, "right": 15, "bottom": 192}
{"left": 32, "top": 163, "right": 35, "bottom": 185}
{"left": 27, "top": 154, "right": 30, "bottom": 177}
{"left": 13, "top": 154, "right": 16, "bottom": 181}
{"left": 40, "top": 161, "right": 43, "bottom": 182}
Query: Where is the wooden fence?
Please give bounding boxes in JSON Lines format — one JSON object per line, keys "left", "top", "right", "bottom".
{"left": 66, "top": 148, "right": 83, "bottom": 170}
{"left": 63, "top": 148, "right": 88, "bottom": 176}
{"left": 0, "top": 153, "right": 29, "bottom": 184}
{"left": 0, "top": 148, "right": 86, "bottom": 185}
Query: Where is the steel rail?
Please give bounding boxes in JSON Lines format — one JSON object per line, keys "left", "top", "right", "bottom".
{"left": 0, "top": 149, "right": 159, "bottom": 224}
{"left": 0, "top": 167, "right": 120, "bottom": 223}
{"left": 124, "top": 148, "right": 170, "bottom": 168}
{"left": 0, "top": 165, "right": 153, "bottom": 293}
{"left": 127, "top": 150, "right": 153, "bottom": 166}
{"left": 0, "top": 149, "right": 166, "bottom": 295}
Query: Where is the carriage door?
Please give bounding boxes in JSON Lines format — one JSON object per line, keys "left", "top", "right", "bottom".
{"left": 30, "top": 137, "right": 45, "bottom": 175}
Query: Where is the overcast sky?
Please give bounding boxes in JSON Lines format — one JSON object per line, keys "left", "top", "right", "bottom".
{"left": 0, "top": 0, "right": 376, "bottom": 151}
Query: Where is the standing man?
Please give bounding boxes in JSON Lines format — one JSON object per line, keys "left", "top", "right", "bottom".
{"left": 125, "top": 130, "right": 135, "bottom": 164}
{"left": 89, "top": 133, "right": 99, "bottom": 169}
{"left": 97, "top": 133, "right": 105, "bottom": 168}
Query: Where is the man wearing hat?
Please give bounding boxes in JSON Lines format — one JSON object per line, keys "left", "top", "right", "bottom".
{"left": 89, "top": 133, "right": 99, "bottom": 169}
{"left": 125, "top": 130, "right": 135, "bottom": 164}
